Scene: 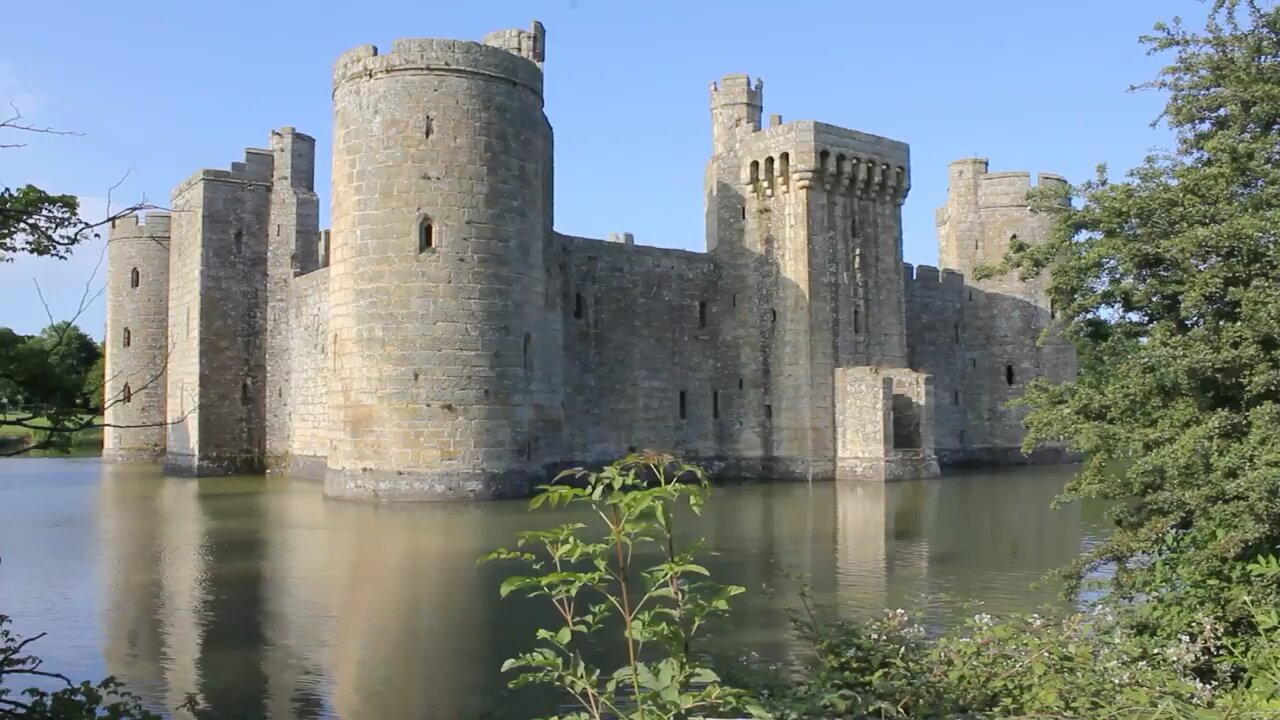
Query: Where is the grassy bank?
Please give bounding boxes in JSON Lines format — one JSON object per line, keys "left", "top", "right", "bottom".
{"left": 0, "top": 412, "right": 103, "bottom": 456}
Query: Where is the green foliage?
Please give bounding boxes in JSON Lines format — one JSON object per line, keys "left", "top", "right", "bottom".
{"left": 980, "top": 0, "right": 1280, "bottom": 639}
{"left": 0, "top": 322, "right": 104, "bottom": 455}
{"left": 730, "top": 572, "right": 1280, "bottom": 719}
{"left": 482, "top": 452, "right": 751, "bottom": 720}
{"left": 0, "top": 185, "right": 82, "bottom": 263}
{"left": 0, "top": 614, "right": 158, "bottom": 719}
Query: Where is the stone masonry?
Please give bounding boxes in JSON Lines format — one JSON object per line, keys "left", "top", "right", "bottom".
{"left": 102, "top": 21, "right": 1077, "bottom": 500}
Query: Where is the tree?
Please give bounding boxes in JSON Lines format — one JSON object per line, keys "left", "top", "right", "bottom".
{"left": 987, "top": 0, "right": 1280, "bottom": 638}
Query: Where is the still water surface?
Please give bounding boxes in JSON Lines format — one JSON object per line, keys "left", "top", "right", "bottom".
{"left": 0, "top": 459, "right": 1108, "bottom": 719}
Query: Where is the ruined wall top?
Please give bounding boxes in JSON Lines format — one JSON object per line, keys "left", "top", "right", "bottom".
{"left": 482, "top": 21, "right": 545, "bottom": 67}
{"left": 172, "top": 147, "right": 273, "bottom": 200}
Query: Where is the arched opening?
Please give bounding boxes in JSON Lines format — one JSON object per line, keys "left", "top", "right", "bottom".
{"left": 778, "top": 152, "right": 790, "bottom": 185}
{"left": 698, "top": 301, "right": 707, "bottom": 328}
{"left": 763, "top": 156, "right": 775, "bottom": 187}
{"left": 418, "top": 217, "right": 434, "bottom": 252}
{"left": 122, "top": 327, "right": 131, "bottom": 348}
{"left": 574, "top": 293, "right": 585, "bottom": 320}
{"left": 233, "top": 229, "right": 243, "bottom": 255}
{"left": 819, "top": 149, "right": 831, "bottom": 175}
{"left": 749, "top": 160, "right": 760, "bottom": 187}
{"left": 1005, "top": 363, "right": 1016, "bottom": 386}
{"left": 129, "top": 267, "right": 140, "bottom": 288}
{"left": 522, "top": 332, "right": 532, "bottom": 372}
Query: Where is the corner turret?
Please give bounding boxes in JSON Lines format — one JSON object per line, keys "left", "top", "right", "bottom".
{"left": 710, "top": 74, "right": 763, "bottom": 155}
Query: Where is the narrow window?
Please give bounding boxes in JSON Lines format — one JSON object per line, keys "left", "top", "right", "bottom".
{"left": 731, "top": 294, "right": 737, "bottom": 308}
{"left": 764, "top": 403, "right": 773, "bottom": 419}
{"left": 122, "top": 383, "right": 132, "bottom": 404}
{"left": 241, "top": 380, "right": 252, "bottom": 406}
{"left": 698, "top": 301, "right": 707, "bottom": 328}
{"left": 712, "top": 390, "right": 720, "bottom": 420}
{"left": 968, "top": 290, "right": 974, "bottom": 302}
{"left": 1005, "top": 363, "right": 1016, "bottom": 386}
{"left": 678, "top": 390, "right": 687, "bottom": 420}
{"left": 524, "top": 439, "right": 532, "bottom": 460}
{"left": 522, "top": 332, "right": 532, "bottom": 372}
{"left": 971, "top": 357, "right": 977, "bottom": 368}
{"left": 953, "top": 389, "right": 960, "bottom": 405}
{"left": 233, "top": 229, "right": 243, "bottom": 254}
{"left": 122, "top": 327, "right": 131, "bottom": 348}
{"left": 741, "top": 206, "right": 746, "bottom": 220}
{"left": 953, "top": 323, "right": 960, "bottom": 343}
{"left": 130, "top": 267, "right": 140, "bottom": 288}
{"left": 418, "top": 218, "right": 434, "bottom": 252}
{"left": 770, "top": 308, "right": 777, "bottom": 323}
{"left": 851, "top": 214, "right": 858, "bottom": 239}
{"left": 959, "top": 429, "right": 965, "bottom": 445}
{"left": 738, "top": 377, "right": 744, "bottom": 390}
{"left": 854, "top": 307, "right": 861, "bottom": 333}
{"left": 574, "top": 293, "right": 585, "bottom": 320}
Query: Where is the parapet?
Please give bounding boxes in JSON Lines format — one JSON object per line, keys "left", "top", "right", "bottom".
{"left": 606, "top": 232, "right": 635, "bottom": 246}
{"left": 947, "top": 158, "right": 1070, "bottom": 210}
{"left": 334, "top": 30, "right": 545, "bottom": 96}
{"left": 173, "top": 147, "right": 274, "bottom": 200}
{"left": 482, "top": 21, "right": 545, "bottom": 67}
{"left": 710, "top": 74, "right": 763, "bottom": 109}
{"left": 108, "top": 211, "right": 171, "bottom": 240}
{"left": 903, "top": 262, "right": 965, "bottom": 296}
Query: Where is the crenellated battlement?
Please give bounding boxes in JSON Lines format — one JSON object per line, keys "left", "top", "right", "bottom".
{"left": 742, "top": 146, "right": 908, "bottom": 202}
{"left": 710, "top": 74, "right": 763, "bottom": 108}
{"left": 904, "top": 262, "right": 965, "bottom": 294}
{"left": 945, "top": 158, "right": 1069, "bottom": 211}
{"left": 333, "top": 29, "right": 545, "bottom": 97}
{"left": 108, "top": 211, "right": 171, "bottom": 239}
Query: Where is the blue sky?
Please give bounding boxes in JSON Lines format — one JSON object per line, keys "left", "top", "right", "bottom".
{"left": 0, "top": 0, "right": 1204, "bottom": 338}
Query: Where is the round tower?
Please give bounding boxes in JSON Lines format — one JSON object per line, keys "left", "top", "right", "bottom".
{"left": 103, "top": 211, "right": 171, "bottom": 461}
{"left": 326, "top": 25, "right": 555, "bottom": 500}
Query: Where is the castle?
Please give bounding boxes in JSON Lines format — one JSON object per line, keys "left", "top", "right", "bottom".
{"left": 102, "top": 22, "right": 1077, "bottom": 501}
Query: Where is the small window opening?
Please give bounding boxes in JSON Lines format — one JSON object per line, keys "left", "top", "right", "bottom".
{"left": 959, "top": 429, "right": 965, "bottom": 445}
{"left": 1005, "top": 363, "right": 1016, "bottom": 386}
{"left": 574, "top": 293, "right": 585, "bottom": 320}
{"left": 764, "top": 403, "right": 773, "bottom": 419}
{"left": 851, "top": 215, "right": 858, "bottom": 238}
{"left": 233, "top": 229, "right": 243, "bottom": 255}
{"left": 424, "top": 114, "right": 433, "bottom": 140}
{"left": 770, "top": 308, "right": 777, "bottom": 323}
{"left": 854, "top": 307, "right": 861, "bottom": 334}
{"left": 241, "top": 380, "right": 252, "bottom": 406}
{"left": 419, "top": 218, "right": 434, "bottom": 252}
{"left": 953, "top": 389, "right": 960, "bottom": 406}
{"left": 968, "top": 290, "right": 974, "bottom": 302}
{"left": 971, "top": 357, "right": 977, "bottom": 368}
{"left": 678, "top": 390, "right": 687, "bottom": 420}
{"left": 741, "top": 206, "right": 746, "bottom": 220}
{"left": 278, "top": 387, "right": 283, "bottom": 398}
{"left": 732, "top": 294, "right": 737, "bottom": 308}
{"left": 129, "top": 267, "right": 140, "bottom": 288}
{"left": 953, "top": 323, "right": 960, "bottom": 343}
{"left": 122, "top": 383, "right": 132, "bottom": 404}
{"left": 524, "top": 439, "right": 532, "bottom": 460}
{"left": 522, "top": 332, "right": 532, "bottom": 372}
{"left": 698, "top": 301, "right": 707, "bottom": 328}
{"left": 122, "top": 327, "right": 131, "bottom": 348}
{"left": 712, "top": 390, "right": 720, "bottom": 420}
{"left": 738, "top": 377, "right": 744, "bottom": 390}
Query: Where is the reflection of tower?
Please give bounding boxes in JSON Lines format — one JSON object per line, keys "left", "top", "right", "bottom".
{"left": 326, "top": 501, "right": 501, "bottom": 719}
{"left": 833, "top": 481, "right": 934, "bottom": 614}
{"left": 98, "top": 464, "right": 205, "bottom": 717}
{"left": 99, "top": 463, "right": 169, "bottom": 705}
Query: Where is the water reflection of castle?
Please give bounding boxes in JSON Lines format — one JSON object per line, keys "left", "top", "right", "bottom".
{"left": 98, "top": 465, "right": 1097, "bottom": 719}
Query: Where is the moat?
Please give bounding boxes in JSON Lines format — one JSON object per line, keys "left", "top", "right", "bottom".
{"left": 0, "top": 460, "right": 1107, "bottom": 719}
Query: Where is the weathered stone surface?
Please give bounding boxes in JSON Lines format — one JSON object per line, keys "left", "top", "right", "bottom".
{"left": 105, "top": 24, "right": 1076, "bottom": 499}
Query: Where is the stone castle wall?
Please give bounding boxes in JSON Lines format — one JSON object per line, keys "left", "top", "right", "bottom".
{"left": 105, "top": 22, "right": 1078, "bottom": 498}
